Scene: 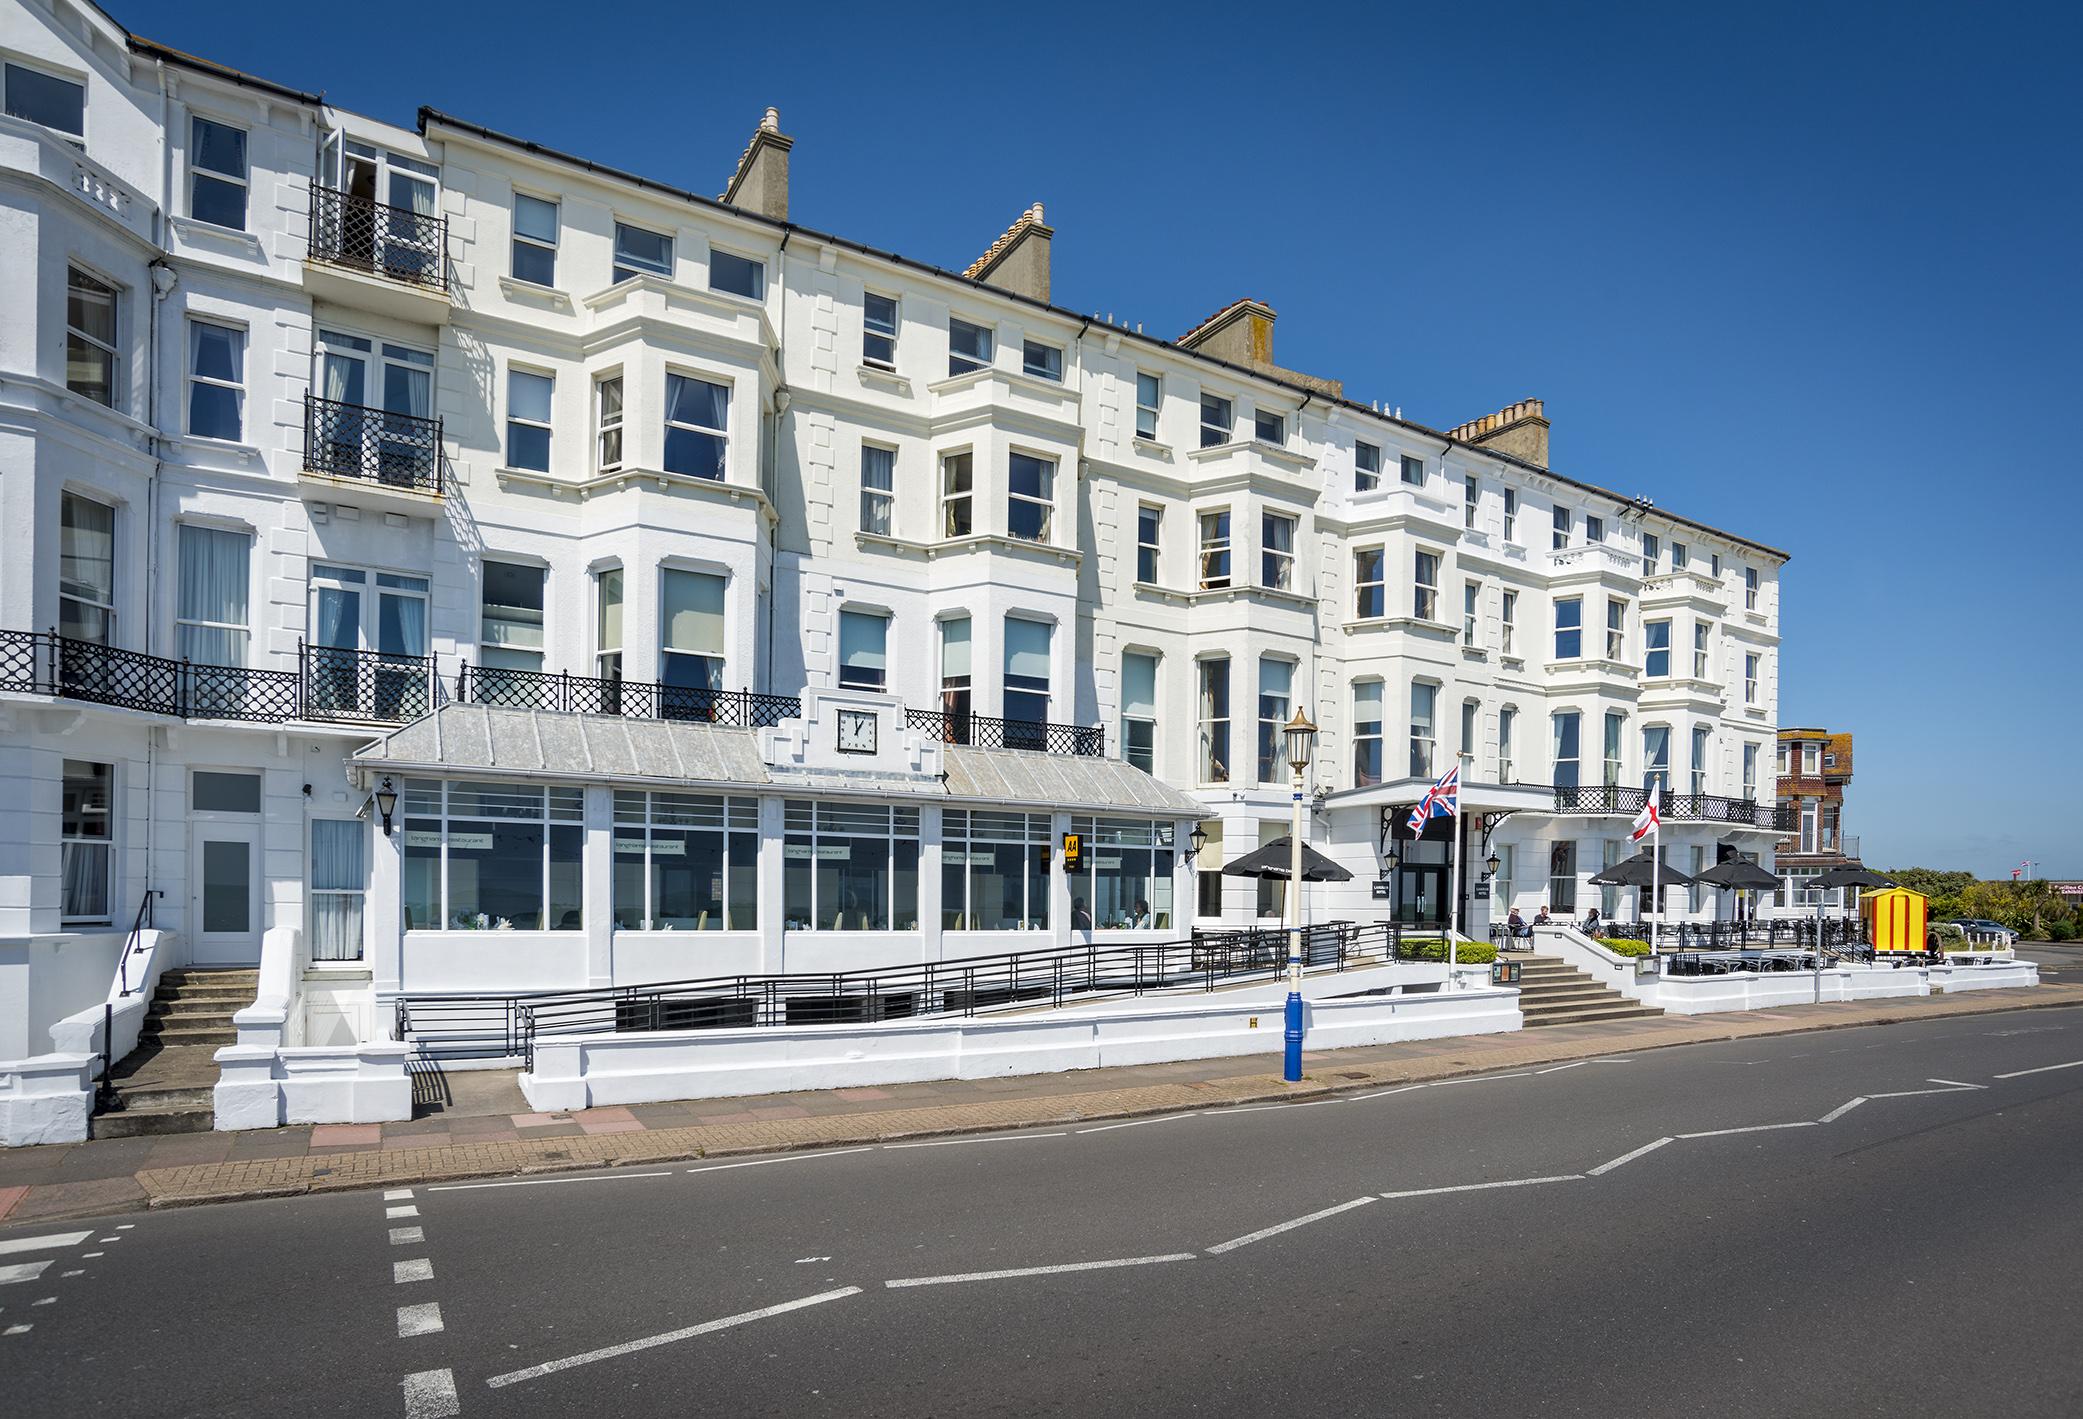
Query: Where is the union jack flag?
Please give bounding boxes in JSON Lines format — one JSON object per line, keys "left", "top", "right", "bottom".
{"left": 1405, "top": 763, "right": 1460, "bottom": 837}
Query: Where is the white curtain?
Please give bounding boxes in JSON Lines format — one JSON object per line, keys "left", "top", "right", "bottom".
{"left": 177, "top": 524, "right": 250, "bottom": 666}
{"left": 311, "top": 819, "right": 365, "bottom": 961}
{"left": 62, "top": 842, "right": 108, "bottom": 921}
{"left": 379, "top": 593, "right": 427, "bottom": 657}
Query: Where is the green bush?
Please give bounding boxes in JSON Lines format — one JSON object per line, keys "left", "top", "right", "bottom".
{"left": 1596, "top": 937, "right": 1652, "bottom": 957}
{"left": 2050, "top": 920, "right": 2076, "bottom": 943}
{"left": 1400, "top": 938, "right": 1498, "bottom": 964}
{"left": 1931, "top": 922, "right": 1966, "bottom": 944}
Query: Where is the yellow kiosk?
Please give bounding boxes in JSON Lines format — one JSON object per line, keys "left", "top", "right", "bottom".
{"left": 1860, "top": 886, "right": 1930, "bottom": 955}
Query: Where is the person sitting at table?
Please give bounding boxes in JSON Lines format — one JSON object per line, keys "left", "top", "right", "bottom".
{"left": 1129, "top": 898, "right": 1152, "bottom": 928}
{"left": 1581, "top": 905, "right": 1602, "bottom": 934}
{"left": 1071, "top": 897, "right": 1094, "bottom": 932}
{"left": 1507, "top": 906, "right": 1530, "bottom": 939}
{"left": 1533, "top": 905, "right": 1552, "bottom": 927}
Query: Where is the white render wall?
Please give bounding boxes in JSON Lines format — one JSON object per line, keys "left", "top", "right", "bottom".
{"left": 0, "top": 1, "right": 1788, "bottom": 1031}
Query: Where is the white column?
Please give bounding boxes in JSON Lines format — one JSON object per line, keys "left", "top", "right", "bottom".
{"left": 582, "top": 785, "right": 613, "bottom": 987}
{"left": 369, "top": 810, "right": 403, "bottom": 997}
{"left": 758, "top": 794, "right": 786, "bottom": 973}
{"left": 920, "top": 805, "right": 945, "bottom": 962}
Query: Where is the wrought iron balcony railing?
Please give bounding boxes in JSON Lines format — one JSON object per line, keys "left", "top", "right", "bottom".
{"left": 455, "top": 664, "right": 800, "bottom": 730}
{"left": 304, "top": 394, "right": 444, "bottom": 495}
{"left": 906, "top": 707, "right": 1106, "bottom": 757}
{"left": 1, "top": 629, "right": 306, "bottom": 723}
{"left": 300, "top": 643, "right": 436, "bottom": 723}
{"left": 1550, "top": 782, "right": 1789, "bottom": 830}
{"left": 307, "top": 184, "right": 448, "bottom": 291}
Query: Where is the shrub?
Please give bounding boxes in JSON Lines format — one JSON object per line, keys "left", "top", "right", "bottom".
{"left": 1400, "top": 938, "right": 1498, "bottom": 965}
{"left": 1596, "top": 937, "right": 1652, "bottom": 957}
{"left": 2049, "top": 920, "right": 2075, "bottom": 943}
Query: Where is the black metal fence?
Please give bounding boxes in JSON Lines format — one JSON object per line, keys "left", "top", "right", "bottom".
{"left": 1551, "top": 784, "right": 1791, "bottom": 831}
{"left": 1597, "top": 918, "right": 1867, "bottom": 951}
{"left": 308, "top": 184, "right": 447, "bottom": 290}
{"left": 303, "top": 394, "right": 444, "bottom": 495}
{"left": 457, "top": 664, "right": 801, "bottom": 729}
{"left": 394, "top": 920, "right": 1400, "bottom": 1065}
{"left": 299, "top": 643, "right": 436, "bottom": 723}
{"left": 906, "top": 707, "right": 1105, "bottom": 758}
{"left": 3, "top": 629, "right": 304, "bottom": 722}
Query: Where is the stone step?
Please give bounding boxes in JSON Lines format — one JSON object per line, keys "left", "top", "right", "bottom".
{"left": 154, "top": 996, "right": 248, "bottom": 1018}
{"left": 92, "top": 1104, "right": 215, "bottom": 1138}
{"left": 1525, "top": 1004, "right": 1665, "bottom": 1027}
{"left": 139, "top": 1020, "right": 237, "bottom": 1045}
{"left": 1520, "top": 988, "right": 1626, "bottom": 1007}
{"left": 160, "top": 969, "right": 258, "bottom": 986}
{"left": 110, "top": 1080, "right": 217, "bottom": 1112}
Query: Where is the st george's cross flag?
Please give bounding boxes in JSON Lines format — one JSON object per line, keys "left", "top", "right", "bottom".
{"left": 1630, "top": 781, "right": 1662, "bottom": 843}
{"left": 1405, "top": 762, "right": 1461, "bottom": 837}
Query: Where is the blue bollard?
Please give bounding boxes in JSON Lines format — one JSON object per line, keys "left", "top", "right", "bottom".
{"left": 1283, "top": 988, "right": 1304, "bottom": 1082}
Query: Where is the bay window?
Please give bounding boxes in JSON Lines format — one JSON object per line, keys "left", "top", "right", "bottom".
{"left": 595, "top": 374, "right": 624, "bottom": 472}
{"left": 1645, "top": 619, "right": 1671, "bottom": 677}
{"left": 479, "top": 561, "right": 546, "bottom": 677}
{"left": 612, "top": 792, "right": 757, "bottom": 930}
{"left": 941, "top": 617, "right": 972, "bottom": 722}
{"left": 1353, "top": 681, "right": 1383, "bottom": 786}
{"left": 1606, "top": 598, "right": 1627, "bottom": 660}
{"left": 1552, "top": 711, "right": 1581, "bottom": 790}
{"left": 400, "top": 780, "right": 583, "bottom": 931}
{"left": 1122, "top": 651, "right": 1158, "bottom": 773}
{"left": 941, "top": 451, "right": 973, "bottom": 537}
{"left": 1354, "top": 547, "right": 1384, "bottom": 618}
{"left": 660, "top": 568, "right": 726, "bottom": 703}
{"left": 1008, "top": 452, "right": 1054, "bottom": 542}
{"left": 663, "top": 374, "right": 728, "bottom": 480}
{"left": 1554, "top": 596, "right": 1582, "bottom": 659}
{"left": 1198, "top": 510, "right": 1232, "bottom": 588}
{"left": 1198, "top": 657, "right": 1230, "bottom": 783}
{"left": 1257, "top": 657, "right": 1293, "bottom": 783}
{"left": 1692, "top": 726, "right": 1712, "bottom": 795}
{"left": 1002, "top": 617, "right": 1052, "bottom": 728}
{"left": 1498, "top": 706, "right": 1517, "bottom": 782}
{"left": 1604, "top": 711, "right": 1625, "bottom": 787}
{"left": 1413, "top": 551, "right": 1439, "bottom": 622}
{"left": 782, "top": 801, "right": 920, "bottom": 931}
{"left": 1742, "top": 743, "right": 1758, "bottom": 799}
{"left": 1693, "top": 623, "right": 1710, "bottom": 678}
{"left": 595, "top": 568, "right": 623, "bottom": 681}
{"left": 941, "top": 810, "right": 1050, "bottom": 931}
{"left": 1644, "top": 725, "right": 1671, "bottom": 794}
{"left": 1262, "top": 512, "right": 1294, "bottom": 590}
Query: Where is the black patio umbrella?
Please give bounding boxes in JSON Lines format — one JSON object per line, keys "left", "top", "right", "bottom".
{"left": 1587, "top": 849, "right": 1695, "bottom": 889}
{"left": 1693, "top": 858, "right": 1784, "bottom": 891}
{"left": 1810, "top": 864, "right": 1894, "bottom": 891}
{"left": 1220, "top": 836, "right": 1354, "bottom": 882}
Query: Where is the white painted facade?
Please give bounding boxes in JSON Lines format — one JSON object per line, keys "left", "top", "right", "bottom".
{"left": 1, "top": 2, "right": 1790, "bottom": 1067}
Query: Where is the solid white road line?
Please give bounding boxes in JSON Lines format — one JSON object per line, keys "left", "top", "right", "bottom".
{"left": 1223, "top": 1100, "right": 1335, "bottom": 1114}
{"left": 1430, "top": 1072, "right": 1536, "bottom": 1087}
{"left": 1817, "top": 1098, "right": 1868, "bottom": 1124}
{"left": 1927, "top": 1079, "right": 1986, "bottom": 1090}
{"left": 1676, "top": 1121, "right": 1818, "bottom": 1139}
{"left": 396, "top": 1302, "right": 444, "bottom": 1338}
{"left": 1867, "top": 1087, "right": 1972, "bottom": 1100}
{"left": 393, "top": 1259, "right": 434, "bottom": 1285}
{"left": 1587, "top": 1137, "right": 1674, "bottom": 1176}
{"left": 684, "top": 1146, "right": 875, "bottom": 1175}
{"left": 389, "top": 1227, "right": 424, "bottom": 1246}
{"left": 1534, "top": 1062, "right": 1589, "bottom": 1075}
{"left": 401, "top": 1367, "right": 459, "bottom": 1419}
{"left": 0, "top": 1261, "right": 55, "bottom": 1286}
{"left": 884, "top": 1132, "right": 1068, "bottom": 1149}
{"left": 384, "top": 1189, "right": 415, "bottom": 1201}
{"left": 1992, "top": 1059, "right": 2083, "bottom": 1080}
{"left": 1349, "top": 1084, "right": 1429, "bottom": 1103}
{"left": 0, "top": 1232, "right": 91, "bottom": 1257}
{"left": 1206, "top": 1197, "right": 1376, "bottom": 1255}
{"left": 428, "top": 1170, "right": 673, "bottom": 1192}
{"left": 386, "top": 1205, "right": 418, "bottom": 1220}
{"left": 887, "top": 1255, "right": 1196, "bottom": 1289}
{"left": 485, "top": 1287, "right": 863, "bottom": 1389}
{"left": 1381, "top": 1175, "right": 1583, "bottom": 1200}
{"left": 1076, "top": 1113, "right": 1199, "bottom": 1134}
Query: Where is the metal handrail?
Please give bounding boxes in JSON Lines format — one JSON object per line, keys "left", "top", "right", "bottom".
{"left": 116, "top": 888, "right": 161, "bottom": 997}
{"left": 905, "top": 707, "right": 1106, "bottom": 758}
{"left": 393, "top": 921, "right": 1400, "bottom": 1065}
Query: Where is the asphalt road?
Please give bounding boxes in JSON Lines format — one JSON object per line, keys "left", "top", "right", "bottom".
{"left": 6, "top": 1006, "right": 2082, "bottom": 1418}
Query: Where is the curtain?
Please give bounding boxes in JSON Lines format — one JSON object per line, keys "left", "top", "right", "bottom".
{"left": 177, "top": 524, "right": 250, "bottom": 666}
{"left": 62, "top": 842, "right": 108, "bottom": 921}
{"left": 314, "top": 586, "right": 358, "bottom": 650}
{"left": 390, "top": 362, "right": 432, "bottom": 420}
{"left": 311, "top": 820, "right": 365, "bottom": 960}
{"left": 322, "top": 351, "right": 359, "bottom": 405}
{"left": 667, "top": 374, "right": 728, "bottom": 432}
{"left": 379, "top": 593, "right": 427, "bottom": 657}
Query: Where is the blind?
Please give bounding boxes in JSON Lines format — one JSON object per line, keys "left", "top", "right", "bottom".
{"left": 1123, "top": 652, "right": 1156, "bottom": 719}
{"left": 1259, "top": 658, "right": 1292, "bottom": 698}
{"left": 839, "top": 610, "right": 887, "bottom": 674}
{"left": 597, "top": 569, "right": 623, "bottom": 651}
{"left": 660, "top": 569, "right": 724, "bottom": 654}
{"left": 940, "top": 617, "right": 971, "bottom": 678}
{"left": 1003, "top": 618, "right": 1050, "bottom": 682}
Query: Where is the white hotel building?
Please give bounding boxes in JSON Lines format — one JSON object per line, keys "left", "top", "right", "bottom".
{"left": 0, "top": 0, "right": 1787, "bottom": 1062}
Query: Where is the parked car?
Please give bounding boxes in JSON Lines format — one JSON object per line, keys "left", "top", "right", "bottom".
{"left": 1945, "top": 918, "right": 2019, "bottom": 946}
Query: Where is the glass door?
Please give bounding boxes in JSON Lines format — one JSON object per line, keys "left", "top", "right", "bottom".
{"left": 307, "top": 566, "right": 364, "bottom": 717}
{"left": 377, "top": 344, "right": 434, "bottom": 486}
{"left": 190, "top": 821, "right": 261, "bottom": 966}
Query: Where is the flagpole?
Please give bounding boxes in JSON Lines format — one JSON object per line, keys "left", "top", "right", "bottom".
{"left": 1652, "top": 819, "right": 1662, "bottom": 957}
{"left": 1448, "top": 756, "right": 1466, "bottom": 978}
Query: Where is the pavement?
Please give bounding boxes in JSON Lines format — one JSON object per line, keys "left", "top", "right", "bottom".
{"left": 2, "top": 977, "right": 2079, "bottom": 1228}
{"left": 4, "top": 1002, "right": 2081, "bottom": 1416}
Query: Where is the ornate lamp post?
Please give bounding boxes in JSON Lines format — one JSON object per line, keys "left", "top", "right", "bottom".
{"left": 1282, "top": 708, "right": 1318, "bottom": 1084}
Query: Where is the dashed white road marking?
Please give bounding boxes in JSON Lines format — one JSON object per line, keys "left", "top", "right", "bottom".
{"left": 401, "top": 1367, "right": 459, "bottom": 1418}
{"left": 1076, "top": 1113, "right": 1199, "bottom": 1134}
{"left": 1381, "top": 1175, "right": 1583, "bottom": 1200}
{"left": 1587, "top": 1137, "right": 1674, "bottom": 1176}
{"left": 1223, "top": 1100, "right": 1335, "bottom": 1114}
{"left": 82, "top": 1252, "right": 103, "bottom": 1259}
{"left": 1992, "top": 1059, "right": 2083, "bottom": 1080}
{"left": 60, "top": 1270, "right": 83, "bottom": 1279}
{"left": 794, "top": 1256, "right": 832, "bottom": 1264}
{"left": 1676, "top": 1121, "right": 1819, "bottom": 1139}
{"left": 1206, "top": 1197, "right": 1376, "bottom": 1255}
{"left": 683, "top": 1147, "right": 875, "bottom": 1175}
{"left": 886, "top": 1254, "right": 1196, "bottom": 1288}
{"left": 0, "top": 1261, "right": 54, "bottom": 1286}
{"left": 884, "top": 1132, "right": 1067, "bottom": 1149}
{"left": 389, "top": 1227, "right": 424, "bottom": 1246}
{"left": 485, "top": 1286, "right": 863, "bottom": 1388}
{"left": 396, "top": 1302, "right": 444, "bottom": 1338}
{"left": 115, "top": 1224, "right": 134, "bottom": 1231}
{"left": 31, "top": 1296, "right": 55, "bottom": 1307}
{"left": 386, "top": 1205, "right": 419, "bottom": 1220}
{"left": 94, "top": 1236, "right": 121, "bottom": 1244}
{"left": 384, "top": 1189, "right": 415, "bottom": 1201}
{"left": 0, "top": 1232, "right": 91, "bottom": 1257}
{"left": 428, "top": 1170, "right": 673, "bottom": 1192}
{"left": 1818, "top": 1098, "right": 1868, "bottom": 1124}
{"left": 1927, "top": 1079, "right": 1985, "bottom": 1090}
{"left": 393, "top": 1259, "right": 434, "bottom": 1285}
{"left": 4, "top": 1324, "right": 30, "bottom": 1336}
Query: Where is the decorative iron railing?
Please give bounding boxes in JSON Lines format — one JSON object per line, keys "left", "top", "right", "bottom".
{"left": 300, "top": 642, "right": 437, "bottom": 723}
{"left": 393, "top": 921, "right": 1396, "bottom": 1064}
{"left": 455, "top": 664, "right": 802, "bottom": 728}
{"left": 303, "top": 394, "right": 444, "bottom": 495}
{"left": 1598, "top": 918, "right": 1867, "bottom": 952}
{"left": 2, "top": 629, "right": 303, "bottom": 722}
{"left": 906, "top": 707, "right": 1105, "bottom": 758}
{"left": 307, "top": 184, "right": 448, "bottom": 290}
{"left": 1550, "top": 783, "right": 1788, "bottom": 830}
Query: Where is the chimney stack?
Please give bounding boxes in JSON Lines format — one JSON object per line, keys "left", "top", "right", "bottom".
{"left": 1447, "top": 398, "right": 1549, "bottom": 468}
{"left": 1176, "top": 299, "right": 1343, "bottom": 399}
{"left": 964, "top": 203, "right": 1053, "bottom": 302}
{"left": 721, "top": 106, "right": 794, "bottom": 221}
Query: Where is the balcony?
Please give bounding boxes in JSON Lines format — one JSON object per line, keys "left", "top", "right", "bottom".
{"left": 456, "top": 665, "right": 799, "bottom": 730}
{"left": 1549, "top": 782, "right": 1791, "bottom": 831}
{"left": 305, "top": 185, "right": 451, "bottom": 323}
{"left": 302, "top": 394, "right": 444, "bottom": 503}
{"left": 907, "top": 707, "right": 1106, "bottom": 757}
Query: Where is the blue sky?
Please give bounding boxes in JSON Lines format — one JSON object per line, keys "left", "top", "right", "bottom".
{"left": 133, "top": 0, "right": 2082, "bottom": 877}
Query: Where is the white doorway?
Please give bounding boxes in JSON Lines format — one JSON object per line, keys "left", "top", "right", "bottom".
{"left": 190, "top": 820, "right": 261, "bottom": 966}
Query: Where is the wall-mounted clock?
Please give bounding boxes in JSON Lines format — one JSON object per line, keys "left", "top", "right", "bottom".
{"left": 837, "top": 708, "right": 878, "bottom": 755}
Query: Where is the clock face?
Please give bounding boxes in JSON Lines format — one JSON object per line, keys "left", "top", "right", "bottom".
{"left": 837, "top": 709, "right": 877, "bottom": 755}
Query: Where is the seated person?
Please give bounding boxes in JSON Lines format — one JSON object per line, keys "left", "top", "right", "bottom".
{"left": 1533, "top": 905, "right": 1552, "bottom": 927}
{"left": 1129, "top": 898, "right": 1152, "bottom": 929}
{"left": 1507, "top": 906, "right": 1530, "bottom": 938}
{"left": 1580, "top": 906, "right": 1603, "bottom": 934}
{"left": 1071, "top": 897, "right": 1094, "bottom": 932}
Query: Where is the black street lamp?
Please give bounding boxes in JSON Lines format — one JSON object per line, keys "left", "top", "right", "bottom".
{"left": 373, "top": 777, "right": 399, "bottom": 837}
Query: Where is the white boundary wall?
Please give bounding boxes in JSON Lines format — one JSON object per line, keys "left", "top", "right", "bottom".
{"left": 213, "top": 926, "right": 409, "bottom": 1129}
{"left": 519, "top": 979, "right": 1520, "bottom": 1111}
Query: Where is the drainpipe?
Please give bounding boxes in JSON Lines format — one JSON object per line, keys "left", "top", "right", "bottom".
{"left": 146, "top": 57, "right": 176, "bottom": 942}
